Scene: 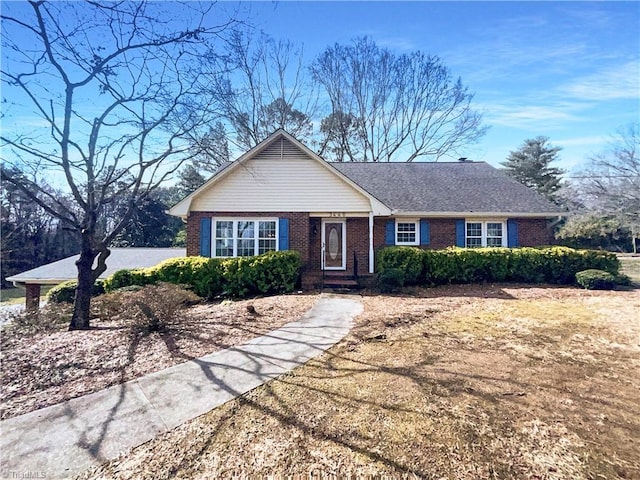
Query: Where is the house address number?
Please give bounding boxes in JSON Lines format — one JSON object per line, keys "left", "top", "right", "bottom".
{"left": 329, "top": 212, "right": 345, "bottom": 217}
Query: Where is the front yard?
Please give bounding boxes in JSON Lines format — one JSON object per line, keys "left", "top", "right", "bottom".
{"left": 0, "top": 293, "right": 317, "bottom": 419}
{"left": 69, "top": 284, "right": 639, "bottom": 480}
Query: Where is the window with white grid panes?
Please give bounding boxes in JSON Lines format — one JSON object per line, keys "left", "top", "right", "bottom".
{"left": 213, "top": 219, "right": 278, "bottom": 257}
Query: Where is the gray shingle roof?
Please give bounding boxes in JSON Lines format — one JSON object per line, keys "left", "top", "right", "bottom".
{"left": 331, "top": 161, "right": 564, "bottom": 214}
{"left": 6, "top": 248, "right": 186, "bottom": 285}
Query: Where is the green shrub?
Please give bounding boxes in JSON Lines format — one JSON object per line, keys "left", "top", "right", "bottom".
{"left": 575, "top": 269, "right": 616, "bottom": 290}
{"left": 378, "top": 245, "right": 621, "bottom": 287}
{"left": 540, "top": 246, "right": 618, "bottom": 284}
{"left": 103, "top": 269, "right": 151, "bottom": 292}
{"left": 151, "top": 256, "right": 224, "bottom": 299}
{"left": 222, "top": 251, "right": 301, "bottom": 297}
{"left": 103, "top": 252, "right": 301, "bottom": 300}
{"left": 47, "top": 280, "right": 105, "bottom": 303}
{"left": 507, "top": 248, "right": 546, "bottom": 283}
{"left": 376, "top": 247, "right": 423, "bottom": 284}
{"left": 378, "top": 268, "right": 405, "bottom": 293}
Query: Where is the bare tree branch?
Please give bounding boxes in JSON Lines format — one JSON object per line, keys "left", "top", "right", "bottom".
{"left": 311, "top": 37, "right": 487, "bottom": 162}
{"left": 1, "top": 0, "right": 239, "bottom": 329}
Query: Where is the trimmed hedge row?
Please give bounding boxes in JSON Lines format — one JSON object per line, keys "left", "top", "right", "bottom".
{"left": 376, "top": 246, "right": 620, "bottom": 286}
{"left": 103, "top": 251, "right": 302, "bottom": 299}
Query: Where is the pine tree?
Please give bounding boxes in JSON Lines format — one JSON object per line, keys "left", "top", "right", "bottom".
{"left": 502, "top": 136, "right": 565, "bottom": 202}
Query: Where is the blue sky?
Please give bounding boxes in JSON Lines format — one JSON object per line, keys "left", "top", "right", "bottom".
{"left": 2, "top": 1, "right": 638, "bottom": 178}
{"left": 241, "top": 1, "right": 639, "bottom": 172}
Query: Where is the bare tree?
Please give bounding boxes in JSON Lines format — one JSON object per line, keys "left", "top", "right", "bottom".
{"left": 567, "top": 123, "right": 640, "bottom": 252}
{"left": 201, "top": 31, "right": 318, "bottom": 151}
{"left": 187, "top": 121, "right": 230, "bottom": 173}
{"left": 0, "top": 167, "right": 80, "bottom": 287}
{"left": 1, "top": 1, "right": 237, "bottom": 329}
{"left": 318, "top": 111, "right": 365, "bottom": 162}
{"left": 311, "top": 37, "right": 487, "bottom": 162}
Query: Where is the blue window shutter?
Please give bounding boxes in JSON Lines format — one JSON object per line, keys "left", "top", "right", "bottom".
{"left": 507, "top": 219, "right": 519, "bottom": 247}
{"left": 200, "top": 217, "right": 212, "bottom": 257}
{"left": 278, "top": 218, "right": 289, "bottom": 250}
{"left": 455, "top": 219, "right": 465, "bottom": 247}
{"left": 420, "top": 219, "right": 430, "bottom": 245}
{"left": 385, "top": 220, "right": 395, "bottom": 245}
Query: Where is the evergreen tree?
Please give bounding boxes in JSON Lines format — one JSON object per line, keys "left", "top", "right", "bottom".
{"left": 502, "top": 136, "right": 565, "bottom": 202}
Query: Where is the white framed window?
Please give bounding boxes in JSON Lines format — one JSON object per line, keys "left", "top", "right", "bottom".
{"left": 396, "top": 220, "right": 419, "bottom": 245}
{"left": 213, "top": 218, "right": 278, "bottom": 257}
{"left": 466, "top": 220, "right": 505, "bottom": 248}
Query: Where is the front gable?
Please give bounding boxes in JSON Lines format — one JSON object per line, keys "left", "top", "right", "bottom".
{"left": 170, "top": 131, "right": 390, "bottom": 217}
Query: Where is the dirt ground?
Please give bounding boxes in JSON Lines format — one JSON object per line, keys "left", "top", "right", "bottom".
{"left": 0, "top": 292, "right": 317, "bottom": 420}
{"left": 77, "top": 284, "right": 640, "bottom": 480}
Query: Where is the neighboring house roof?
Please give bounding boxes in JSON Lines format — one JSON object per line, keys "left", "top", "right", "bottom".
{"left": 6, "top": 248, "right": 186, "bottom": 285}
{"left": 169, "top": 130, "right": 564, "bottom": 218}
{"left": 332, "top": 161, "right": 565, "bottom": 216}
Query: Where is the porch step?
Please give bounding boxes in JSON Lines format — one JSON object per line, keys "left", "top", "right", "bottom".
{"left": 322, "top": 274, "right": 360, "bottom": 289}
{"left": 323, "top": 278, "right": 359, "bottom": 288}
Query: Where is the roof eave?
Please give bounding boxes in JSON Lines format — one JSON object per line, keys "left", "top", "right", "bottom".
{"left": 6, "top": 278, "right": 77, "bottom": 286}
{"left": 389, "top": 211, "right": 566, "bottom": 218}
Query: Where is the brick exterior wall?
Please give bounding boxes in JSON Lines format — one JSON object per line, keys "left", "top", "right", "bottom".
{"left": 373, "top": 217, "right": 458, "bottom": 251}
{"left": 346, "top": 218, "right": 370, "bottom": 274}
{"left": 373, "top": 217, "right": 555, "bottom": 252}
{"left": 308, "top": 217, "right": 322, "bottom": 272}
{"left": 517, "top": 218, "right": 556, "bottom": 246}
{"left": 187, "top": 213, "right": 556, "bottom": 288}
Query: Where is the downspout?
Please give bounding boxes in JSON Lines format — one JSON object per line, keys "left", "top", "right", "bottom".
{"left": 369, "top": 212, "right": 374, "bottom": 274}
{"left": 549, "top": 215, "right": 564, "bottom": 229}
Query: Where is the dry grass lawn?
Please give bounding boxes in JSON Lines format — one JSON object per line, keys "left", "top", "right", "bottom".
{"left": 1, "top": 291, "right": 317, "bottom": 420}
{"left": 77, "top": 284, "right": 640, "bottom": 480}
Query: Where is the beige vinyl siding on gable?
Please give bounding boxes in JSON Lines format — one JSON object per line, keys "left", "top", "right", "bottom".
{"left": 191, "top": 138, "right": 372, "bottom": 212}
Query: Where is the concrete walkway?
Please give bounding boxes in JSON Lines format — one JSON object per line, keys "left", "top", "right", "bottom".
{"left": 0, "top": 294, "right": 362, "bottom": 480}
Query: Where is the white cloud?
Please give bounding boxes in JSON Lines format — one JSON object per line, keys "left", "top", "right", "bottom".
{"left": 482, "top": 102, "right": 585, "bottom": 130}
{"left": 555, "top": 135, "right": 609, "bottom": 148}
{"left": 561, "top": 60, "right": 640, "bottom": 101}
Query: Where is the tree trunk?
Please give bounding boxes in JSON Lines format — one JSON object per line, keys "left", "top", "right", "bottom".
{"left": 69, "top": 239, "right": 96, "bottom": 331}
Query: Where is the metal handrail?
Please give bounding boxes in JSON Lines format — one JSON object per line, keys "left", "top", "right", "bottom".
{"left": 321, "top": 241, "right": 325, "bottom": 291}
{"left": 353, "top": 250, "right": 358, "bottom": 280}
